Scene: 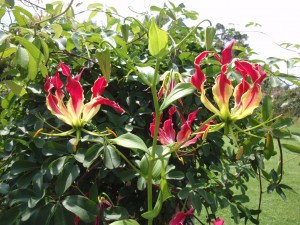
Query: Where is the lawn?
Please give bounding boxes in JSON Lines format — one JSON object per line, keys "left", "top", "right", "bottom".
{"left": 218, "top": 117, "right": 300, "bottom": 224}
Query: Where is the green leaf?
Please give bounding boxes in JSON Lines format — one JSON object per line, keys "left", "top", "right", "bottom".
{"left": 0, "top": 183, "right": 9, "bottom": 194}
{"left": 55, "top": 162, "right": 80, "bottom": 196}
{"left": 121, "top": 24, "right": 130, "bottom": 42}
{"left": 136, "top": 66, "right": 157, "bottom": 86}
{"left": 141, "top": 191, "right": 163, "bottom": 219}
{"left": 112, "top": 133, "right": 148, "bottom": 153}
{"left": 0, "top": 205, "right": 21, "bottom": 225}
{"left": 96, "top": 48, "right": 111, "bottom": 80}
{"left": 15, "top": 36, "right": 44, "bottom": 64}
{"left": 190, "top": 192, "right": 202, "bottom": 213}
{"left": 148, "top": 18, "right": 168, "bottom": 58}
{"left": 28, "top": 53, "right": 38, "bottom": 80}
{"left": 16, "top": 46, "right": 29, "bottom": 68}
{"left": 230, "top": 204, "right": 240, "bottom": 224}
{"left": 51, "top": 24, "right": 63, "bottom": 39}
{"left": 62, "top": 195, "right": 99, "bottom": 223}
{"left": 82, "top": 144, "right": 103, "bottom": 168}
{"left": 6, "top": 80, "right": 27, "bottom": 96}
{"left": 261, "top": 95, "right": 273, "bottom": 121}
{"left": 10, "top": 160, "right": 38, "bottom": 175}
{"left": 282, "top": 144, "right": 300, "bottom": 154}
{"left": 205, "top": 26, "right": 216, "bottom": 50}
{"left": 1, "top": 46, "right": 17, "bottom": 58}
{"left": 54, "top": 203, "right": 74, "bottom": 225}
{"left": 160, "top": 83, "right": 195, "bottom": 111}
{"left": 104, "top": 144, "right": 121, "bottom": 169}
{"left": 0, "top": 32, "right": 10, "bottom": 44}
{"left": 109, "top": 219, "right": 140, "bottom": 225}
{"left": 104, "top": 206, "right": 128, "bottom": 220}
{"left": 49, "top": 156, "right": 67, "bottom": 175}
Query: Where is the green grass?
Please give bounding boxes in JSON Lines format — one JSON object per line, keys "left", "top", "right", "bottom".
{"left": 218, "top": 118, "right": 300, "bottom": 224}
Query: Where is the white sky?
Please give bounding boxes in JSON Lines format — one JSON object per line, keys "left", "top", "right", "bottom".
{"left": 80, "top": 0, "right": 299, "bottom": 61}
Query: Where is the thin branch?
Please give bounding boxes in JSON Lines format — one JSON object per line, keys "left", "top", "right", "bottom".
{"left": 21, "top": 0, "right": 46, "bottom": 10}
{"left": 34, "top": 0, "right": 74, "bottom": 26}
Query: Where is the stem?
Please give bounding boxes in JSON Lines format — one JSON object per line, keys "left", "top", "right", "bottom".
{"left": 257, "top": 160, "right": 263, "bottom": 222}
{"left": 147, "top": 58, "right": 162, "bottom": 225}
{"left": 35, "top": 0, "right": 75, "bottom": 26}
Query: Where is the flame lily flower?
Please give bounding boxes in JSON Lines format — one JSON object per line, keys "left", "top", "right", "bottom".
{"left": 191, "top": 40, "right": 266, "bottom": 123}
{"left": 150, "top": 106, "right": 210, "bottom": 148}
{"left": 169, "top": 208, "right": 194, "bottom": 225}
{"left": 211, "top": 217, "right": 225, "bottom": 225}
{"left": 44, "top": 62, "right": 124, "bottom": 150}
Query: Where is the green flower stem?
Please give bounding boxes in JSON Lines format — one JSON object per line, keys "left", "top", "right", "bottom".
{"left": 147, "top": 58, "right": 162, "bottom": 225}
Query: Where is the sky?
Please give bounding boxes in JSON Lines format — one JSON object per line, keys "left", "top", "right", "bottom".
{"left": 74, "top": 0, "right": 300, "bottom": 61}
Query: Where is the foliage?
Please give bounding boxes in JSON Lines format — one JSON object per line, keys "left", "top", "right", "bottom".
{"left": 0, "top": 1, "right": 300, "bottom": 225}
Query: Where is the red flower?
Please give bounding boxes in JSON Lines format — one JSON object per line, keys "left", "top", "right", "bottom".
{"left": 211, "top": 217, "right": 224, "bottom": 225}
{"left": 169, "top": 208, "right": 194, "bottom": 225}
{"left": 45, "top": 62, "right": 124, "bottom": 128}
{"left": 150, "top": 106, "right": 210, "bottom": 148}
{"left": 190, "top": 41, "right": 266, "bottom": 121}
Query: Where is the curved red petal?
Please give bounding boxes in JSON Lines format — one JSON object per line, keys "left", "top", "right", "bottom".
{"left": 158, "top": 119, "right": 175, "bottom": 145}
{"left": 177, "top": 123, "right": 192, "bottom": 145}
{"left": 66, "top": 76, "right": 84, "bottom": 115}
{"left": 221, "top": 40, "right": 234, "bottom": 64}
{"left": 59, "top": 61, "right": 71, "bottom": 76}
{"left": 46, "top": 93, "right": 63, "bottom": 116}
{"left": 235, "top": 61, "right": 259, "bottom": 82}
{"left": 190, "top": 51, "right": 210, "bottom": 91}
{"left": 92, "top": 77, "right": 108, "bottom": 98}
{"left": 234, "top": 79, "right": 250, "bottom": 106}
{"left": 91, "top": 96, "right": 125, "bottom": 114}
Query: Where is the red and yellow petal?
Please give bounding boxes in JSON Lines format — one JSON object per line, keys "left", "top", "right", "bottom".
{"left": 92, "top": 77, "right": 108, "bottom": 98}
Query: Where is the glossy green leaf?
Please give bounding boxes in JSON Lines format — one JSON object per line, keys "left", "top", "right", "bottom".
{"left": 104, "top": 206, "right": 128, "bottom": 220}
{"left": 160, "top": 83, "right": 195, "bottom": 110}
{"left": 10, "top": 160, "right": 38, "bottom": 175}
{"left": 54, "top": 203, "right": 74, "bottom": 225}
{"left": 49, "top": 156, "right": 67, "bottom": 175}
{"left": 109, "top": 219, "right": 140, "bottom": 225}
{"left": 148, "top": 18, "right": 168, "bottom": 58}
{"left": 205, "top": 26, "right": 216, "bottom": 50}
{"left": 136, "top": 66, "right": 157, "bottom": 86}
{"left": 112, "top": 133, "right": 148, "bottom": 153}
{"left": 262, "top": 95, "right": 273, "bottom": 121}
{"left": 51, "top": 24, "right": 63, "bottom": 39}
{"left": 15, "top": 36, "right": 44, "bottom": 64}
{"left": 16, "top": 46, "right": 29, "bottom": 68}
{"left": 83, "top": 144, "right": 103, "bottom": 168}
{"left": 96, "top": 48, "right": 111, "bottom": 80}
{"left": 55, "top": 162, "right": 80, "bottom": 196}
{"left": 62, "top": 195, "right": 99, "bottom": 223}
{"left": 104, "top": 144, "right": 121, "bottom": 169}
